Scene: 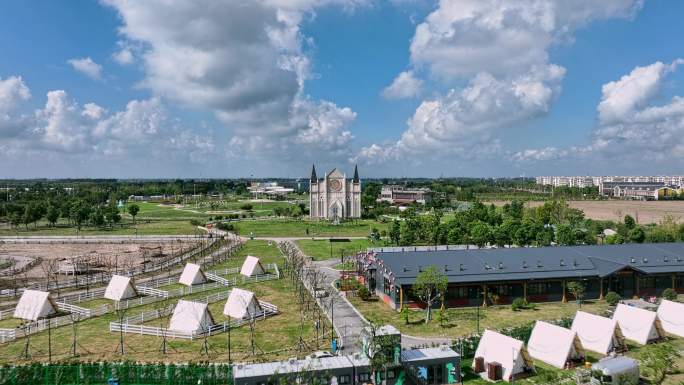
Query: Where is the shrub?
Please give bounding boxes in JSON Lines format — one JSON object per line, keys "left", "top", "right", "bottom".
{"left": 240, "top": 203, "right": 253, "bottom": 211}
{"left": 605, "top": 291, "right": 621, "bottom": 306}
{"left": 662, "top": 288, "right": 678, "bottom": 301}
{"left": 216, "top": 222, "right": 234, "bottom": 231}
{"left": 358, "top": 286, "right": 371, "bottom": 301}
{"left": 511, "top": 297, "right": 526, "bottom": 311}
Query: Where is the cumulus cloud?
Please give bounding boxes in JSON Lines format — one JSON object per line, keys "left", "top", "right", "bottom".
{"left": 515, "top": 59, "right": 684, "bottom": 164}
{"left": 102, "top": 0, "right": 361, "bottom": 162}
{"left": 359, "top": 0, "right": 643, "bottom": 166}
{"left": 0, "top": 75, "right": 215, "bottom": 163}
{"left": 67, "top": 57, "right": 103, "bottom": 80}
{"left": 382, "top": 71, "right": 423, "bottom": 99}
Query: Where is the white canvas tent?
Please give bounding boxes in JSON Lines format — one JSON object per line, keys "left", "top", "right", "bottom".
{"left": 179, "top": 263, "right": 207, "bottom": 286}
{"left": 240, "top": 256, "right": 265, "bottom": 277}
{"left": 223, "top": 288, "right": 262, "bottom": 319}
{"left": 168, "top": 300, "right": 215, "bottom": 333}
{"left": 104, "top": 275, "right": 138, "bottom": 301}
{"left": 527, "top": 321, "right": 584, "bottom": 369}
{"left": 13, "top": 290, "right": 58, "bottom": 321}
{"left": 613, "top": 304, "right": 661, "bottom": 345}
{"left": 473, "top": 330, "right": 533, "bottom": 382}
{"left": 571, "top": 311, "right": 624, "bottom": 355}
{"left": 657, "top": 299, "right": 684, "bottom": 338}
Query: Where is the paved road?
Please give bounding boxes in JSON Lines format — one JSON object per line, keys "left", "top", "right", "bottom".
{"left": 310, "top": 259, "right": 369, "bottom": 353}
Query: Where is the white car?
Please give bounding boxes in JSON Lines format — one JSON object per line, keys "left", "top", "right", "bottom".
{"left": 310, "top": 351, "right": 334, "bottom": 359}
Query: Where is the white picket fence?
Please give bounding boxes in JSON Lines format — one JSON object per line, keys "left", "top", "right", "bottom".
{"left": 205, "top": 272, "right": 233, "bottom": 286}
{"left": 0, "top": 304, "right": 109, "bottom": 343}
{"left": 135, "top": 285, "right": 170, "bottom": 298}
{"left": 56, "top": 288, "right": 106, "bottom": 304}
{"left": 55, "top": 302, "right": 95, "bottom": 318}
{"left": 109, "top": 291, "right": 278, "bottom": 340}
{"left": 0, "top": 308, "right": 14, "bottom": 320}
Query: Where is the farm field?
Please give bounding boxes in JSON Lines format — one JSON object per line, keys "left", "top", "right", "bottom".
{"left": 233, "top": 218, "right": 387, "bottom": 238}
{"left": 0, "top": 241, "right": 331, "bottom": 364}
{"left": 295, "top": 239, "right": 373, "bottom": 260}
{"left": 491, "top": 200, "right": 684, "bottom": 224}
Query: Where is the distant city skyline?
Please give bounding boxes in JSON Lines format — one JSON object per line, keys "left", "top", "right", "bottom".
{"left": 1, "top": 1, "right": 684, "bottom": 178}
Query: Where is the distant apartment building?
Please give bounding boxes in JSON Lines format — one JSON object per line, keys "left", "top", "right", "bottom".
{"left": 534, "top": 176, "right": 594, "bottom": 188}
{"left": 537, "top": 175, "right": 684, "bottom": 188}
{"left": 377, "top": 185, "right": 437, "bottom": 204}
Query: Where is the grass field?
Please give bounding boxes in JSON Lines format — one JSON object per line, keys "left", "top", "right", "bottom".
{"left": 295, "top": 239, "right": 373, "bottom": 260}
{"left": 233, "top": 219, "right": 387, "bottom": 238}
{"left": 0, "top": 240, "right": 333, "bottom": 364}
{"left": 0, "top": 219, "right": 199, "bottom": 236}
{"left": 349, "top": 297, "right": 612, "bottom": 338}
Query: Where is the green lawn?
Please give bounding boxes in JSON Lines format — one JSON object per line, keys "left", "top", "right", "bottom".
{"left": 0, "top": 219, "right": 199, "bottom": 236}
{"left": 0, "top": 241, "right": 330, "bottom": 364}
{"left": 349, "top": 297, "right": 612, "bottom": 339}
{"left": 295, "top": 238, "right": 374, "bottom": 260}
{"left": 131, "top": 202, "right": 209, "bottom": 220}
{"left": 208, "top": 240, "right": 283, "bottom": 270}
{"left": 233, "top": 219, "right": 387, "bottom": 237}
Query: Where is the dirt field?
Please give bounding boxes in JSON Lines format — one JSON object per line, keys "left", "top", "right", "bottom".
{"left": 0, "top": 241, "right": 199, "bottom": 279}
{"left": 493, "top": 200, "right": 684, "bottom": 224}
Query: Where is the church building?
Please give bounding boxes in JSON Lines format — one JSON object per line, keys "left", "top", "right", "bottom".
{"left": 309, "top": 165, "right": 361, "bottom": 221}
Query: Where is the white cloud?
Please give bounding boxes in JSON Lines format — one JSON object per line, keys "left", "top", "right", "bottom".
{"left": 102, "top": 0, "right": 360, "bottom": 162}
{"left": 358, "top": 0, "right": 643, "bottom": 166}
{"left": 516, "top": 59, "right": 684, "bottom": 164}
{"left": 67, "top": 57, "right": 103, "bottom": 80}
{"left": 597, "top": 60, "right": 682, "bottom": 124}
{"left": 0, "top": 75, "right": 215, "bottom": 164}
{"left": 382, "top": 71, "right": 423, "bottom": 99}
{"left": 112, "top": 47, "right": 134, "bottom": 65}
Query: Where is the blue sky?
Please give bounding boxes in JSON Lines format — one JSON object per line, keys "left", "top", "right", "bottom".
{"left": 1, "top": 1, "right": 683, "bottom": 178}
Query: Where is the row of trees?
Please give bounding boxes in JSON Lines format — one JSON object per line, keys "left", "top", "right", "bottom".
{"left": 379, "top": 199, "right": 684, "bottom": 248}
{"left": 2, "top": 199, "right": 140, "bottom": 230}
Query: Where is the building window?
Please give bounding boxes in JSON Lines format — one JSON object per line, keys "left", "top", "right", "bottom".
{"left": 359, "top": 373, "right": 370, "bottom": 382}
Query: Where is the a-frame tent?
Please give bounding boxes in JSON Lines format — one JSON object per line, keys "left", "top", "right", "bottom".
{"left": 571, "top": 311, "right": 625, "bottom": 355}
{"left": 179, "top": 263, "right": 207, "bottom": 286}
{"left": 612, "top": 304, "right": 662, "bottom": 345}
{"left": 13, "top": 290, "right": 58, "bottom": 321}
{"left": 240, "top": 256, "right": 265, "bottom": 277}
{"left": 104, "top": 274, "right": 138, "bottom": 301}
{"left": 223, "top": 288, "right": 263, "bottom": 319}
{"left": 473, "top": 329, "right": 534, "bottom": 382}
{"left": 657, "top": 299, "right": 684, "bottom": 338}
{"left": 527, "top": 321, "right": 584, "bottom": 369}
{"left": 168, "top": 300, "right": 215, "bottom": 333}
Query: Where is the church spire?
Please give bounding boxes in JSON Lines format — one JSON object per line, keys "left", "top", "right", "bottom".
{"left": 310, "top": 164, "right": 317, "bottom": 182}
{"left": 353, "top": 164, "right": 359, "bottom": 183}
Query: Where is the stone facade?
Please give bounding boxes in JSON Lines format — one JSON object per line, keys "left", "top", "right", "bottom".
{"left": 309, "top": 165, "right": 361, "bottom": 221}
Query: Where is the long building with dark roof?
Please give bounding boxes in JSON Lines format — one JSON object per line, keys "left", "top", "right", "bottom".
{"left": 355, "top": 243, "right": 684, "bottom": 309}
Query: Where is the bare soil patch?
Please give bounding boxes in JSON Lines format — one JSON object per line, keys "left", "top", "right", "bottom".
{"left": 0, "top": 241, "right": 199, "bottom": 280}
{"left": 491, "top": 200, "right": 684, "bottom": 224}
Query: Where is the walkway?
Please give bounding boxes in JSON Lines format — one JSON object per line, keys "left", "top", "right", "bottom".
{"left": 310, "top": 259, "right": 368, "bottom": 352}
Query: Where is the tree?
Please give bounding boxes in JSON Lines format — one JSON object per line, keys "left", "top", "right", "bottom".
{"left": 412, "top": 266, "right": 448, "bottom": 324}
{"left": 605, "top": 291, "right": 621, "bottom": 306}
{"left": 105, "top": 202, "right": 121, "bottom": 228}
{"left": 628, "top": 227, "right": 646, "bottom": 243}
{"left": 46, "top": 205, "right": 59, "bottom": 227}
{"left": 470, "top": 222, "right": 492, "bottom": 248}
{"left": 70, "top": 200, "right": 91, "bottom": 231}
{"left": 127, "top": 204, "right": 140, "bottom": 224}
{"left": 567, "top": 281, "right": 586, "bottom": 306}
{"left": 388, "top": 220, "right": 401, "bottom": 245}
{"left": 662, "top": 288, "right": 678, "bottom": 301}
{"left": 556, "top": 224, "right": 577, "bottom": 246}
{"left": 638, "top": 343, "right": 680, "bottom": 385}
{"left": 624, "top": 215, "right": 636, "bottom": 230}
